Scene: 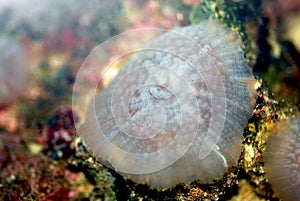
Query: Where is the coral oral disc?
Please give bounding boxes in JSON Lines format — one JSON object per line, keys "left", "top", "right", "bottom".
{"left": 0, "top": 37, "right": 29, "bottom": 107}
{"left": 264, "top": 114, "right": 300, "bottom": 201}
{"left": 78, "top": 20, "right": 255, "bottom": 188}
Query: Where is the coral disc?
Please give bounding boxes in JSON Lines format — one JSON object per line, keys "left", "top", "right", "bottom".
{"left": 0, "top": 37, "right": 29, "bottom": 107}
{"left": 77, "top": 20, "right": 255, "bottom": 188}
{"left": 264, "top": 114, "right": 300, "bottom": 201}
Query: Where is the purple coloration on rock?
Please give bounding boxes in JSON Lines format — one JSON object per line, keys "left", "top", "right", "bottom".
{"left": 80, "top": 20, "right": 255, "bottom": 188}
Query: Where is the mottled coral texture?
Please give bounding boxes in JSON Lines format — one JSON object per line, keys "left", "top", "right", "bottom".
{"left": 80, "top": 20, "right": 255, "bottom": 188}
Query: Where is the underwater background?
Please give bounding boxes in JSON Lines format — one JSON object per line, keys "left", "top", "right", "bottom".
{"left": 0, "top": 0, "right": 300, "bottom": 200}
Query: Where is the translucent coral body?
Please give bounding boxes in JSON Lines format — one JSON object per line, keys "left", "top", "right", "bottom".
{"left": 80, "top": 20, "right": 255, "bottom": 188}
{"left": 0, "top": 37, "right": 29, "bottom": 107}
{"left": 264, "top": 114, "right": 300, "bottom": 201}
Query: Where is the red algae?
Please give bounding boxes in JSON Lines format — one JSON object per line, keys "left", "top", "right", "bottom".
{"left": 0, "top": 130, "right": 72, "bottom": 201}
